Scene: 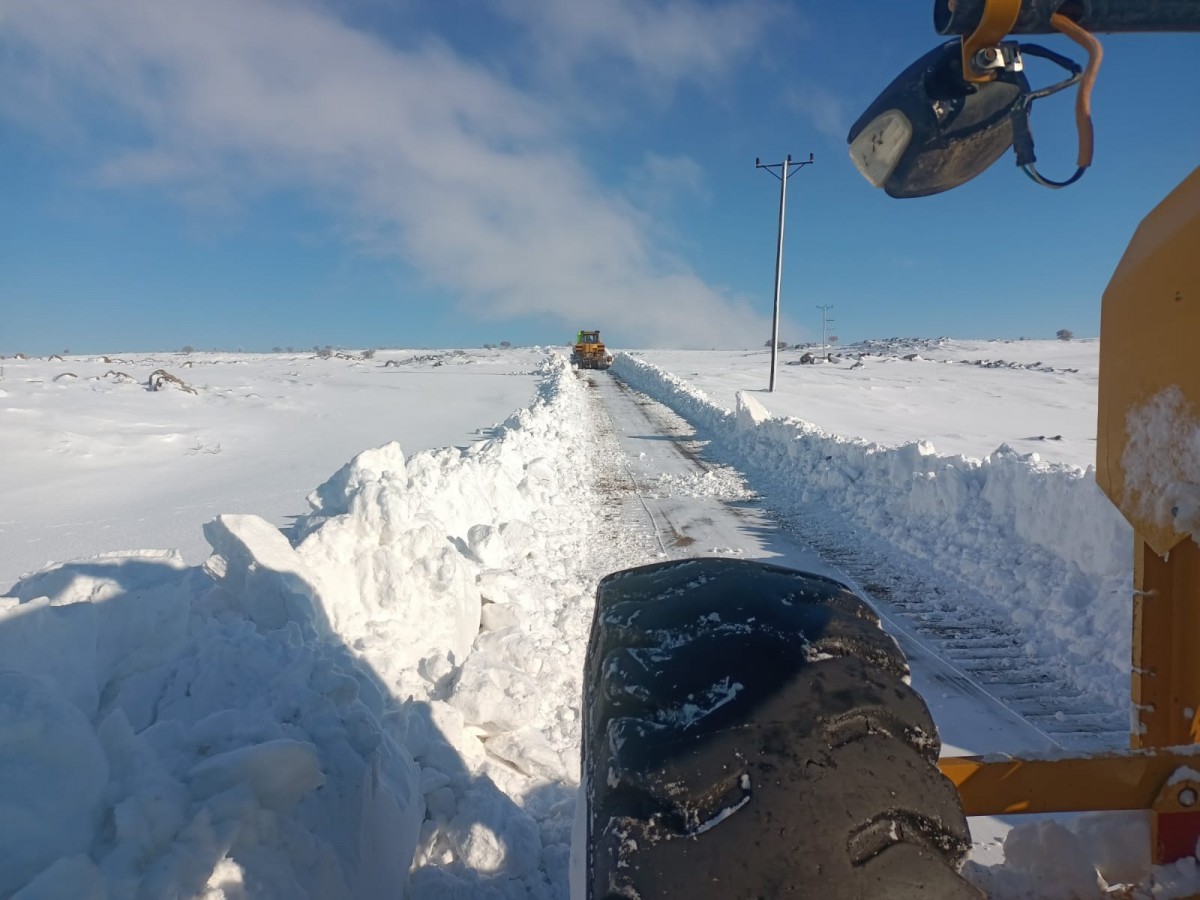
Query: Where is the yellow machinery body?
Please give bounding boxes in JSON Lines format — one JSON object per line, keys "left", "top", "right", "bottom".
{"left": 572, "top": 331, "right": 613, "bottom": 370}
{"left": 940, "top": 165, "right": 1200, "bottom": 864}
{"left": 1098, "top": 166, "right": 1200, "bottom": 749}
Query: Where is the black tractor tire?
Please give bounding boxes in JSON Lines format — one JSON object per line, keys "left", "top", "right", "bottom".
{"left": 581, "top": 557, "right": 980, "bottom": 899}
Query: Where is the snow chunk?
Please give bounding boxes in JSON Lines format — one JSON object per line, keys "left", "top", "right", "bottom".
{"left": 4, "top": 551, "right": 194, "bottom": 719}
{"left": 295, "top": 442, "right": 484, "bottom": 670}
{"left": 484, "top": 727, "right": 565, "bottom": 781}
{"left": 353, "top": 749, "right": 426, "bottom": 898}
{"left": 450, "top": 653, "right": 540, "bottom": 735}
{"left": 187, "top": 739, "right": 324, "bottom": 810}
{"left": 305, "top": 441, "right": 407, "bottom": 519}
{"left": 479, "top": 601, "right": 522, "bottom": 632}
{"left": 445, "top": 782, "right": 543, "bottom": 876}
{"left": 1151, "top": 857, "right": 1200, "bottom": 898}
{"left": 203, "top": 514, "right": 332, "bottom": 640}
{"left": 468, "top": 523, "right": 509, "bottom": 568}
{"left": 0, "top": 671, "right": 108, "bottom": 895}
{"left": 1072, "top": 811, "right": 1151, "bottom": 886}
{"left": 0, "top": 597, "right": 99, "bottom": 717}
{"left": 735, "top": 390, "right": 772, "bottom": 430}
{"left": 473, "top": 626, "right": 543, "bottom": 677}
{"left": 966, "top": 821, "right": 1103, "bottom": 898}
{"left": 11, "top": 856, "right": 106, "bottom": 900}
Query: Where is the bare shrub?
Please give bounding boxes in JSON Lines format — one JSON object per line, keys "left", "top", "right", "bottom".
{"left": 148, "top": 369, "right": 197, "bottom": 394}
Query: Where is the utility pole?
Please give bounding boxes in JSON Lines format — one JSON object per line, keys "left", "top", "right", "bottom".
{"left": 756, "top": 153, "right": 815, "bottom": 392}
{"left": 817, "top": 304, "right": 834, "bottom": 354}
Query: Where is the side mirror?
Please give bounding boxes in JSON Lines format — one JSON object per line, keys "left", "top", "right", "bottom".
{"left": 847, "top": 41, "right": 1028, "bottom": 198}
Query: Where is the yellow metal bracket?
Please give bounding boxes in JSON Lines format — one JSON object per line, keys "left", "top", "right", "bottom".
{"left": 1153, "top": 775, "right": 1200, "bottom": 863}
{"left": 959, "top": 0, "right": 1022, "bottom": 82}
{"left": 941, "top": 752, "right": 1200, "bottom": 864}
{"left": 941, "top": 751, "right": 1200, "bottom": 816}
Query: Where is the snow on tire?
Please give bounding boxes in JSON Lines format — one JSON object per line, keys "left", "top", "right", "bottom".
{"left": 580, "top": 557, "right": 980, "bottom": 899}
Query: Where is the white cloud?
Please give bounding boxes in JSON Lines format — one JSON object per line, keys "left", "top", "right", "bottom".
{"left": 494, "top": 0, "right": 792, "bottom": 90}
{"left": 628, "top": 153, "right": 709, "bottom": 204}
{"left": 788, "top": 84, "right": 850, "bottom": 140}
{"left": 1, "top": 0, "right": 769, "bottom": 348}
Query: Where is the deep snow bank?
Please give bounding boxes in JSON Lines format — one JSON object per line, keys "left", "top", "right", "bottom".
{"left": 612, "top": 353, "right": 1133, "bottom": 711}
{"left": 0, "top": 353, "right": 598, "bottom": 898}
{"left": 1, "top": 548, "right": 422, "bottom": 899}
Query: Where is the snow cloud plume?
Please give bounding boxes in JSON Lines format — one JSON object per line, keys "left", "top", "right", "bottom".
{"left": 1, "top": 0, "right": 774, "bottom": 348}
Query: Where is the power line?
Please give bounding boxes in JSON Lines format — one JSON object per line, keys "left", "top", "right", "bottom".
{"left": 755, "top": 153, "right": 815, "bottom": 392}
{"left": 817, "top": 304, "right": 834, "bottom": 354}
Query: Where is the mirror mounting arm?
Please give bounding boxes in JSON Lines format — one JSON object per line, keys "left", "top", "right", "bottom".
{"left": 960, "top": 0, "right": 1022, "bottom": 82}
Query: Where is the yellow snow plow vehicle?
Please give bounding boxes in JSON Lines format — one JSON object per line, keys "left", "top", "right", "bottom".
{"left": 571, "top": 330, "right": 613, "bottom": 370}
{"left": 577, "top": 2, "right": 1200, "bottom": 897}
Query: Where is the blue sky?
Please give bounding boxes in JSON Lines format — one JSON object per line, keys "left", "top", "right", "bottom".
{"left": 2, "top": 1, "right": 1198, "bottom": 354}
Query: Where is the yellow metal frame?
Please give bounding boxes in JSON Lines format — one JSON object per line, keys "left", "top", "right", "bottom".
{"left": 941, "top": 752, "right": 1200, "bottom": 816}
{"left": 959, "top": 0, "right": 1021, "bottom": 82}
{"left": 934, "top": 3, "right": 1200, "bottom": 865}
{"left": 941, "top": 164, "right": 1200, "bottom": 863}
{"left": 942, "top": 753, "right": 1200, "bottom": 865}
{"left": 1098, "top": 164, "right": 1200, "bottom": 750}
{"left": 940, "top": 162, "right": 1200, "bottom": 861}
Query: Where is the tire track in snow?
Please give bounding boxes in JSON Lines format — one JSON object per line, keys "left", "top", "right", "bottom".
{"left": 575, "top": 372, "right": 668, "bottom": 571}
{"left": 601, "top": 372, "right": 1128, "bottom": 754}
{"left": 784, "top": 508, "right": 1128, "bottom": 752}
{"left": 587, "top": 373, "right": 762, "bottom": 560}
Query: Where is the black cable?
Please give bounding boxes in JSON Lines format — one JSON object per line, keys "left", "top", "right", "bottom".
{"left": 1007, "top": 42, "right": 1089, "bottom": 189}
{"left": 1022, "top": 164, "right": 1087, "bottom": 188}
{"left": 1020, "top": 43, "right": 1083, "bottom": 100}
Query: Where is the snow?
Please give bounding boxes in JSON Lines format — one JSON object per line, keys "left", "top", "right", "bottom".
{"left": 632, "top": 337, "right": 1100, "bottom": 467}
{"left": 965, "top": 820, "right": 1105, "bottom": 897}
{"left": 615, "top": 341, "right": 1132, "bottom": 712}
{"left": 1124, "top": 385, "right": 1200, "bottom": 535}
{"left": 0, "top": 348, "right": 544, "bottom": 593}
{"left": 0, "top": 671, "right": 107, "bottom": 891}
{"left": 3, "top": 337, "right": 1198, "bottom": 898}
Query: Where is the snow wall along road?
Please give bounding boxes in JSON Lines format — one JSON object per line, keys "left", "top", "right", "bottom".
{"left": 0, "top": 353, "right": 602, "bottom": 899}
{"left": 611, "top": 352, "right": 1134, "bottom": 718}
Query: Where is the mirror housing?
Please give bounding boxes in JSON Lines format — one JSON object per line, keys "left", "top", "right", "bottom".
{"left": 847, "top": 41, "right": 1028, "bottom": 198}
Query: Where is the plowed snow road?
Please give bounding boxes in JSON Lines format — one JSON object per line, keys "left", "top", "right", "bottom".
{"left": 583, "top": 369, "right": 1077, "bottom": 866}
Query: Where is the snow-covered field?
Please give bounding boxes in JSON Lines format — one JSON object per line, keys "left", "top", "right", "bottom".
{"left": 0, "top": 337, "right": 1181, "bottom": 898}
{"left": 633, "top": 337, "right": 1099, "bottom": 468}
{"left": 0, "top": 349, "right": 545, "bottom": 594}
